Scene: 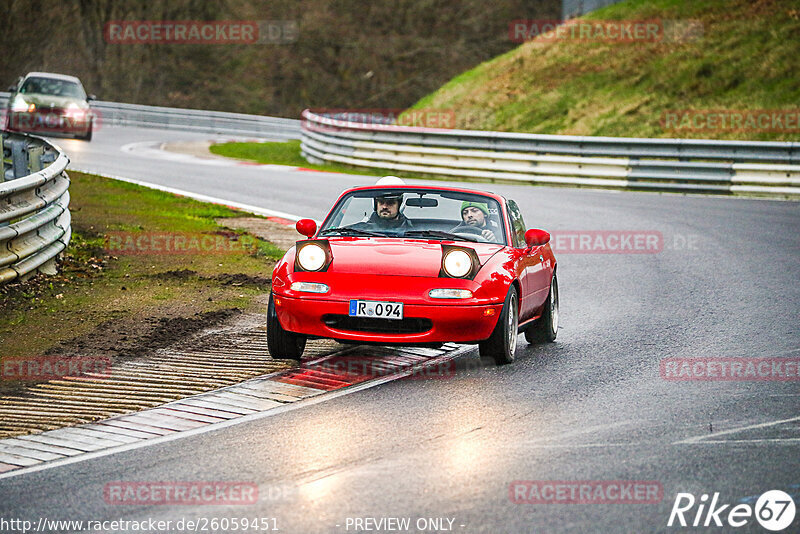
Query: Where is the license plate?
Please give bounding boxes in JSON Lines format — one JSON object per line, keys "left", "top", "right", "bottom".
{"left": 349, "top": 300, "right": 403, "bottom": 320}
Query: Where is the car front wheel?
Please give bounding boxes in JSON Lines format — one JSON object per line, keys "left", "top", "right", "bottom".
{"left": 267, "top": 293, "right": 306, "bottom": 360}
{"left": 479, "top": 285, "right": 519, "bottom": 365}
{"left": 78, "top": 119, "right": 93, "bottom": 141}
{"left": 525, "top": 271, "right": 558, "bottom": 343}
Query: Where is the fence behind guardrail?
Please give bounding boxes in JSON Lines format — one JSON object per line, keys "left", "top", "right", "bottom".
{"left": 1, "top": 131, "right": 71, "bottom": 283}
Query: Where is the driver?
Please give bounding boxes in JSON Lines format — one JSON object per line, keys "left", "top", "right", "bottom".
{"left": 357, "top": 191, "right": 413, "bottom": 230}
{"left": 451, "top": 201, "right": 498, "bottom": 241}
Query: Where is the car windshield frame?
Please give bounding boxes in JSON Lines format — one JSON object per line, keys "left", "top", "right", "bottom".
{"left": 19, "top": 77, "right": 86, "bottom": 99}
{"left": 319, "top": 188, "right": 509, "bottom": 246}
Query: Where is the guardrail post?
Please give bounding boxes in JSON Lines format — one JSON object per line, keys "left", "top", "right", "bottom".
{"left": 37, "top": 257, "right": 58, "bottom": 276}
{"left": 10, "top": 138, "right": 28, "bottom": 179}
{"left": 28, "top": 145, "right": 43, "bottom": 172}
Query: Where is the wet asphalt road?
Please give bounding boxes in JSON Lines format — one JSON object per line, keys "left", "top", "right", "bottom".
{"left": 0, "top": 126, "right": 798, "bottom": 533}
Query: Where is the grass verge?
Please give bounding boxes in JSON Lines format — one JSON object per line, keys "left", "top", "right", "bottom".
{"left": 409, "top": 0, "right": 800, "bottom": 141}
{"left": 209, "top": 140, "right": 424, "bottom": 179}
{"left": 0, "top": 171, "right": 285, "bottom": 394}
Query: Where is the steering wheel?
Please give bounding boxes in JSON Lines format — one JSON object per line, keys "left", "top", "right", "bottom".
{"left": 453, "top": 226, "right": 489, "bottom": 243}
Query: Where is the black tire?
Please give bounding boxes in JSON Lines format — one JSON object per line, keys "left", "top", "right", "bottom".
{"left": 79, "top": 120, "right": 93, "bottom": 141}
{"left": 267, "top": 293, "right": 306, "bottom": 360}
{"left": 479, "top": 285, "right": 519, "bottom": 365}
{"left": 525, "top": 271, "right": 558, "bottom": 344}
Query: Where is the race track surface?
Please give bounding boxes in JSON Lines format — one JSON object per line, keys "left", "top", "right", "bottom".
{"left": 1, "top": 126, "right": 798, "bottom": 533}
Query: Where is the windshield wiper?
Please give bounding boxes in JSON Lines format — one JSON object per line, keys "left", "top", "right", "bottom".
{"left": 320, "top": 227, "right": 385, "bottom": 237}
{"left": 403, "top": 230, "right": 477, "bottom": 242}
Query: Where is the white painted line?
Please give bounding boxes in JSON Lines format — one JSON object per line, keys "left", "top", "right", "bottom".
{"left": 0, "top": 345, "right": 473, "bottom": 480}
{"left": 45, "top": 430, "right": 133, "bottom": 449}
{"left": 0, "top": 444, "right": 64, "bottom": 462}
{"left": 56, "top": 427, "right": 138, "bottom": 444}
{"left": 120, "top": 140, "right": 302, "bottom": 172}
{"left": 514, "top": 443, "right": 635, "bottom": 449}
{"left": 0, "top": 452, "right": 41, "bottom": 467}
{"left": 82, "top": 424, "right": 162, "bottom": 440}
{"left": 16, "top": 434, "right": 104, "bottom": 452}
{"left": 161, "top": 403, "right": 241, "bottom": 420}
{"left": 176, "top": 398, "right": 258, "bottom": 415}
{"left": 520, "top": 421, "right": 635, "bottom": 444}
{"left": 0, "top": 438, "right": 84, "bottom": 457}
{"left": 227, "top": 386, "right": 297, "bottom": 403}
{"left": 678, "top": 438, "right": 800, "bottom": 445}
{"left": 100, "top": 419, "right": 175, "bottom": 436}
{"left": 149, "top": 408, "right": 227, "bottom": 424}
{"left": 211, "top": 391, "right": 284, "bottom": 410}
{"left": 68, "top": 168, "right": 309, "bottom": 222}
{"left": 120, "top": 414, "right": 204, "bottom": 431}
{"left": 244, "top": 380, "right": 324, "bottom": 398}
{"left": 674, "top": 415, "right": 800, "bottom": 444}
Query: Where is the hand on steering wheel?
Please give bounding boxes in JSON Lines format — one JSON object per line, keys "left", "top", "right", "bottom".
{"left": 453, "top": 226, "right": 491, "bottom": 242}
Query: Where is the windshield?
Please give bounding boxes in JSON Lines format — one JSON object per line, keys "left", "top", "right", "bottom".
{"left": 19, "top": 77, "right": 86, "bottom": 99}
{"left": 320, "top": 188, "right": 507, "bottom": 245}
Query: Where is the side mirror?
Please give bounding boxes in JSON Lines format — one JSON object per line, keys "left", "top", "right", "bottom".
{"left": 296, "top": 219, "right": 317, "bottom": 238}
{"left": 525, "top": 228, "right": 550, "bottom": 248}
{"left": 7, "top": 85, "right": 16, "bottom": 92}
{"left": 87, "top": 94, "right": 97, "bottom": 101}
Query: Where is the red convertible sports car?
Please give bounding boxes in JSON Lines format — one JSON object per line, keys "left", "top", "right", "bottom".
{"left": 267, "top": 178, "right": 558, "bottom": 365}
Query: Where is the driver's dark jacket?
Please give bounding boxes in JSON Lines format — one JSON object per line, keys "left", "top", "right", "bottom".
{"left": 354, "top": 211, "right": 413, "bottom": 231}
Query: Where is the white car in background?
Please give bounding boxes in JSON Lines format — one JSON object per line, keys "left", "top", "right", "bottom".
{"left": 5, "top": 72, "right": 96, "bottom": 141}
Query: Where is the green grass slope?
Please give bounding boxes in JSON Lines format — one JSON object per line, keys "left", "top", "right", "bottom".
{"left": 410, "top": 0, "right": 800, "bottom": 140}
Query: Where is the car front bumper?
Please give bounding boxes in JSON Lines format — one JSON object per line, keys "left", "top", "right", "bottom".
{"left": 274, "top": 294, "right": 503, "bottom": 344}
{"left": 5, "top": 111, "right": 91, "bottom": 137}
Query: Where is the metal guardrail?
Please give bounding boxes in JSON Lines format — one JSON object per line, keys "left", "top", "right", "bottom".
{"left": 0, "top": 92, "right": 301, "bottom": 139}
{"left": 300, "top": 110, "right": 800, "bottom": 197}
{"left": 1, "top": 131, "right": 71, "bottom": 283}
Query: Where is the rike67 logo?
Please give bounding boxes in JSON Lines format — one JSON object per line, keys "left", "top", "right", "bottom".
{"left": 668, "top": 490, "right": 796, "bottom": 531}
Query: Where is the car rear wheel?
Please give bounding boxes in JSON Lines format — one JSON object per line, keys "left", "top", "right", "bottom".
{"left": 267, "top": 293, "right": 306, "bottom": 360}
{"left": 525, "top": 272, "right": 558, "bottom": 343}
{"left": 479, "top": 285, "right": 518, "bottom": 365}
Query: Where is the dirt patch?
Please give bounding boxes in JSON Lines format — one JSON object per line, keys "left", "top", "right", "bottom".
{"left": 219, "top": 217, "right": 300, "bottom": 251}
{"left": 0, "top": 308, "right": 242, "bottom": 397}
{"left": 153, "top": 269, "right": 199, "bottom": 280}
{"left": 214, "top": 273, "right": 272, "bottom": 286}
{"left": 45, "top": 307, "right": 240, "bottom": 358}
{"left": 152, "top": 269, "right": 271, "bottom": 287}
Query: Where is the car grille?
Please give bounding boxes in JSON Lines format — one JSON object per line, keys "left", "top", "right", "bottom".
{"left": 322, "top": 314, "right": 432, "bottom": 334}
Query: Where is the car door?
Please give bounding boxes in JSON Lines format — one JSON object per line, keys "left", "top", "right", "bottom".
{"left": 507, "top": 200, "right": 550, "bottom": 320}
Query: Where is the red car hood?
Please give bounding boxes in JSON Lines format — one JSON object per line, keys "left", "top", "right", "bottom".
{"left": 324, "top": 238, "right": 504, "bottom": 277}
